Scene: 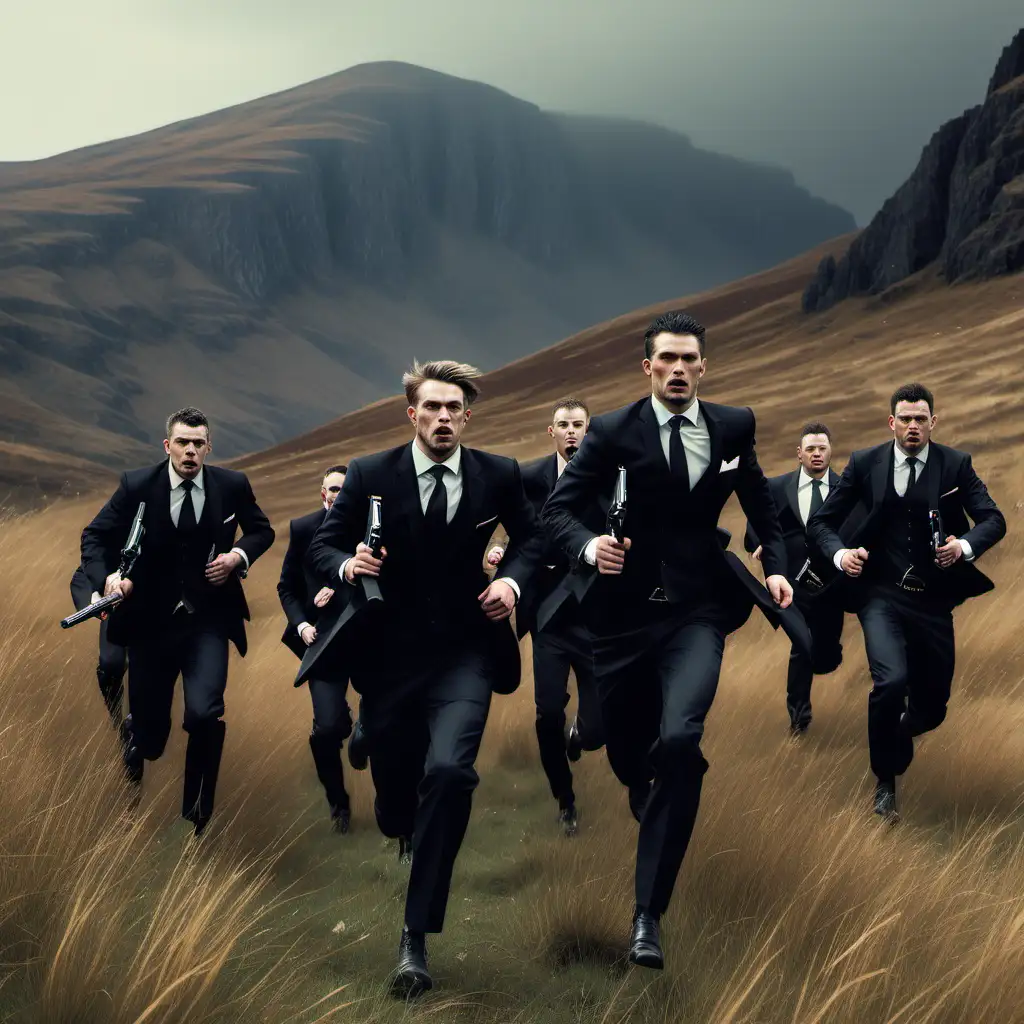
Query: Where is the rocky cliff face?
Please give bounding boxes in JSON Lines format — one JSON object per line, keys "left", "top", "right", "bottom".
{"left": 0, "top": 62, "right": 853, "bottom": 470}
{"left": 803, "top": 28, "right": 1024, "bottom": 312}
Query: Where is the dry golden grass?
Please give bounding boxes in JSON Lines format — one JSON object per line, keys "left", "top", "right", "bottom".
{"left": 3, "top": 260, "right": 1024, "bottom": 1021}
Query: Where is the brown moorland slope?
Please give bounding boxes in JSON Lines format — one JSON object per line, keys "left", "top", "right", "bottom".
{"left": 0, "top": 61, "right": 852, "bottom": 489}
{"left": 2, "top": 246, "right": 1022, "bottom": 1022}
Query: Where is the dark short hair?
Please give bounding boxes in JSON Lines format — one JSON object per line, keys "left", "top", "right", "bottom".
{"left": 165, "top": 406, "right": 209, "bottom": 439}
{"left": 550, "top": 397, "right": 589, "bottom": 421}
{"left": 798, "top": 421, "right": 831, "bottom": 445}
{"left": 402, "top": 359, "right": 481, "bottom": 407}
{"left": 643, "top": 311, "right": 706, "bottom": 359}
{"left": 890, "top": 383, "right": 934, "bottom": 415}
{"left": 322, "top": 464, "right": 348, "bottom": 479}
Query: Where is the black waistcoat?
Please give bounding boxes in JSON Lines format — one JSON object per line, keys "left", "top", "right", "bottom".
{"left": 874, "top": 465, "right": 937, "bottom": 587}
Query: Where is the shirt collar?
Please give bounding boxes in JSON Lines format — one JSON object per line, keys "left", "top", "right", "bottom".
{"left": 168, "top": 461, "right": 204, "bottom": 490}
{"left": 411, "top": 440, "right": 461, "bottom": 477}
{"left": 651, "top": 395, "right": 701, "bottom": 428}
{"left": 798, "top": 467, "right": 827, "bottom": 488}
{"left": 556, "top": 452, "right": 567, "bottom": 477}
{"left": 894, "top": 440, "right": 929, "bottom": 467}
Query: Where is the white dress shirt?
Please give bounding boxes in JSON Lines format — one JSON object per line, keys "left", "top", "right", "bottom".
{"left": 651, "top": 395, "right": 711, "bottom": 488}
{"left": 168, "top": 463, "right": 249, "bottom": 569}
{"left": 833, "top": 441, "right": 973, "bottom": 570}
{"left": 341, "top": 442, "right": 520, "bottom": 599}
{"left": 798, "top": 467, "right": 829, "bottom": 527}
{"left": 583, "top": 396, "right": 710, "bottom": 565}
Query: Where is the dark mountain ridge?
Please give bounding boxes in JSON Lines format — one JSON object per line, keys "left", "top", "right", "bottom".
{"left": 803, "top": 28, "right": 1024, "bottom": 311}
{"left": 0, "top": 61, "right": 853, "bottom": 475}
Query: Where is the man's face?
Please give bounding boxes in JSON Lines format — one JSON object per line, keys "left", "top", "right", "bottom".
{"left": 408, "top": 380, "right": 470, "bottom": 458}
{"left": 797, "top": 433, "right": 832, "bottom": 477}
{"left": 889, "top": 400, "right": 936, "bottom": 454}
{"left": 643, "top": 333, "right": 705, "bottom": 409}
{"left": 321, "top": 471, "right": 346, "bottom": 509}
{"left": 548, "top": 405, "right": 588, "bottom": 461}
{"left": 163, "top": 422, "right": 210, "bottom": 479}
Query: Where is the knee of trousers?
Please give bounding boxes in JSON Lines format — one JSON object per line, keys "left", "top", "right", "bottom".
{"left": 423, "top": 759, "right": 479, "bottom": 794}
{"left": 182, "top": 710, "right": 226, "bottom": 735}
{"left": 657, "top": 727, "right": 709, "bottom": 777}
{"left": 534, "top": 705, "right": 567, "bottom": 730}
{"left": 868, "top": 674, "right": 908, "bottom": 705}
{"left": 96, "top": 660, "right": 126, "bottom": 686}
{"left": 310, "top": 719, "right": 351, "bottom": 745}
{"left": 127, "top": 716, "right": 169, "bottom": 761}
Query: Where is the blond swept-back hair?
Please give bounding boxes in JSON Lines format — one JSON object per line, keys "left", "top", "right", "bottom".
{"left": 402, "top": 359, "right": 482, "bottom": 407}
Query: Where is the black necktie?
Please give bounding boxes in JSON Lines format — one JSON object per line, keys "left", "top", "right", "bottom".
{"left": 668, "top": 415, "right": 689, "bottom": 488}
{"left": 809, "top": 478, "right": 824, "bottom": 518}
{"left": 906, "top": 456, "right": 918, "bottom": 492}
{"left": 178, "top": 478, "right": 197, "bottom": 532}
{"left": 424, "top": 465, "right": 448, "bottom": 533}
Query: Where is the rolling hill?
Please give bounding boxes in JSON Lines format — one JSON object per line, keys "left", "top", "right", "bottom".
{"left": 0, "top": 60, "right": 852, "bottom": 501}
{"left": 3, "top": 232, "right": 1023, "bottom": 1024}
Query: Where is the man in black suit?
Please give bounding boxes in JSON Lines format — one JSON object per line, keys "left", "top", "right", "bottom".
{"left": 542, "top": 310, "right": 806, "bottom": 971}
{"left": 69, "top": 566, "right": 127, "bottom": 728}
{"left": 305, "top": 360, "right": 542, "bottom": 996}
{"left": 277, "top": 464, "right": 354, "bottom": 834}
{"left": 514, "top": 398, "right": 605, "bottom": 836}
{"left": 80, "top": 407, "right": 275, "bottom": 837}
{"left": 744, "top": 422, "right": 860, "bottom": 734}
{"left": 807, "top": 383, "right": 1005, "bottom": 821}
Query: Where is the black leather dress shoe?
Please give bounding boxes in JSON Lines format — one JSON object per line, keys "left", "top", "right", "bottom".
{"left": 347, "top": 722, "right": 369, "bottom": 771}
{"left": 874, "top": 779, "right": 899, "bottom": 822}
{"left": 392, "top": 927, "right": 432, "bottom": 997}
{"left": 628, "top": 910, "right": 664, "bottom": 969}
{"left": 566, "top": 719, "right": 583, "bottom": 763}
{"left": 628, "top": 783, "right": 650, "bottom": 823}
{"left": 558, "top": 802, "right": 578, "bottom": 837}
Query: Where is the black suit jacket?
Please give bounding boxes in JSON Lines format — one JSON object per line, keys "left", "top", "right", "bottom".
{"left": 743, "top": 467, "right": 864, "bottom": 603}
{"left": 541, "top": 396, "right": 811, "bottom": 653}
{"left": 80, "top": 461, "right": 275, "bottom": 653}
{"left": 516, "top": 453, "right": 608, "bottom": 635}
{"left": 277, "top": 507, "right": 329, "bottom": 660}
{"left": 806, "top": 441, "right": 1006, "bottom": 607}
{"left": 70, "top": 565, "right": 98, "bottom": 613}
{"left": 299, "top": 442, "right": 544, "bottom": 694}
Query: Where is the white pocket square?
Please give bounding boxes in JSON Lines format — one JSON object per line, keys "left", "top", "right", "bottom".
{"left": 223, "top": 513, "right": 236, "bottom": 523}
{"left": 719, "top": 456, "right": 739, "bottom": 472}
{"left": 475, "top": 515, "right": 498, "bottom": 529}
{"left": 939, "top": 487, "right": 958, "bottom": 498}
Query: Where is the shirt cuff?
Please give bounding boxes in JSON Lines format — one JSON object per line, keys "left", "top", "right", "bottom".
{"left": 231, "top": 546, "right": 249, "bottom": 570}
{"left": 833, "top": 548, "right": 848, "bottom": 571}
{"left": 297, "top": 621, "right": 312, "bottom": 636}
{"left": 958, "top": 537, "right": 974, "bottom": 562}
{"left": 496, "top": 576, "right": 520, "bottom": 601}
{"left": 339, "top": 557, "right": 356, "bottom": 585}
{"left": 582, "top": 537, "right": 599, "bottom": 565}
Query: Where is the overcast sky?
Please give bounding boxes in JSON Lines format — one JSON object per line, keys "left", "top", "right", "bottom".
{"left": 2, "top": 1, "right": 1020, "bottom": 224}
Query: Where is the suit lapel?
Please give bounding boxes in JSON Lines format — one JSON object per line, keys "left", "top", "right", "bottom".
{"left": 202, "top": 466, "right": 222, "bottom": 538}
{"left": 785, "top": 469, "right": 802, "bottom": 523}
{"left": 693, "top": 401, "right": 723, "bottom": 494}
{"left": 547, "top": 453, "right": 559, "bottom": 495}
{"left": 452, "top": 447, "right": 478, "bottom": 532}
{"left": 152, "top": 461, "right": 174, "bottom": 539}
{"left": 870, "top": 444, "right": 893, "bottom": 506}
{"left": 395, "top": 443, "right": 425, "bottom": 546}
{"left": 638, "top": 398, "right": 668, "bottom": 474}
{"left": 925, "top": 445, "right": 944, "bottom": 510}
